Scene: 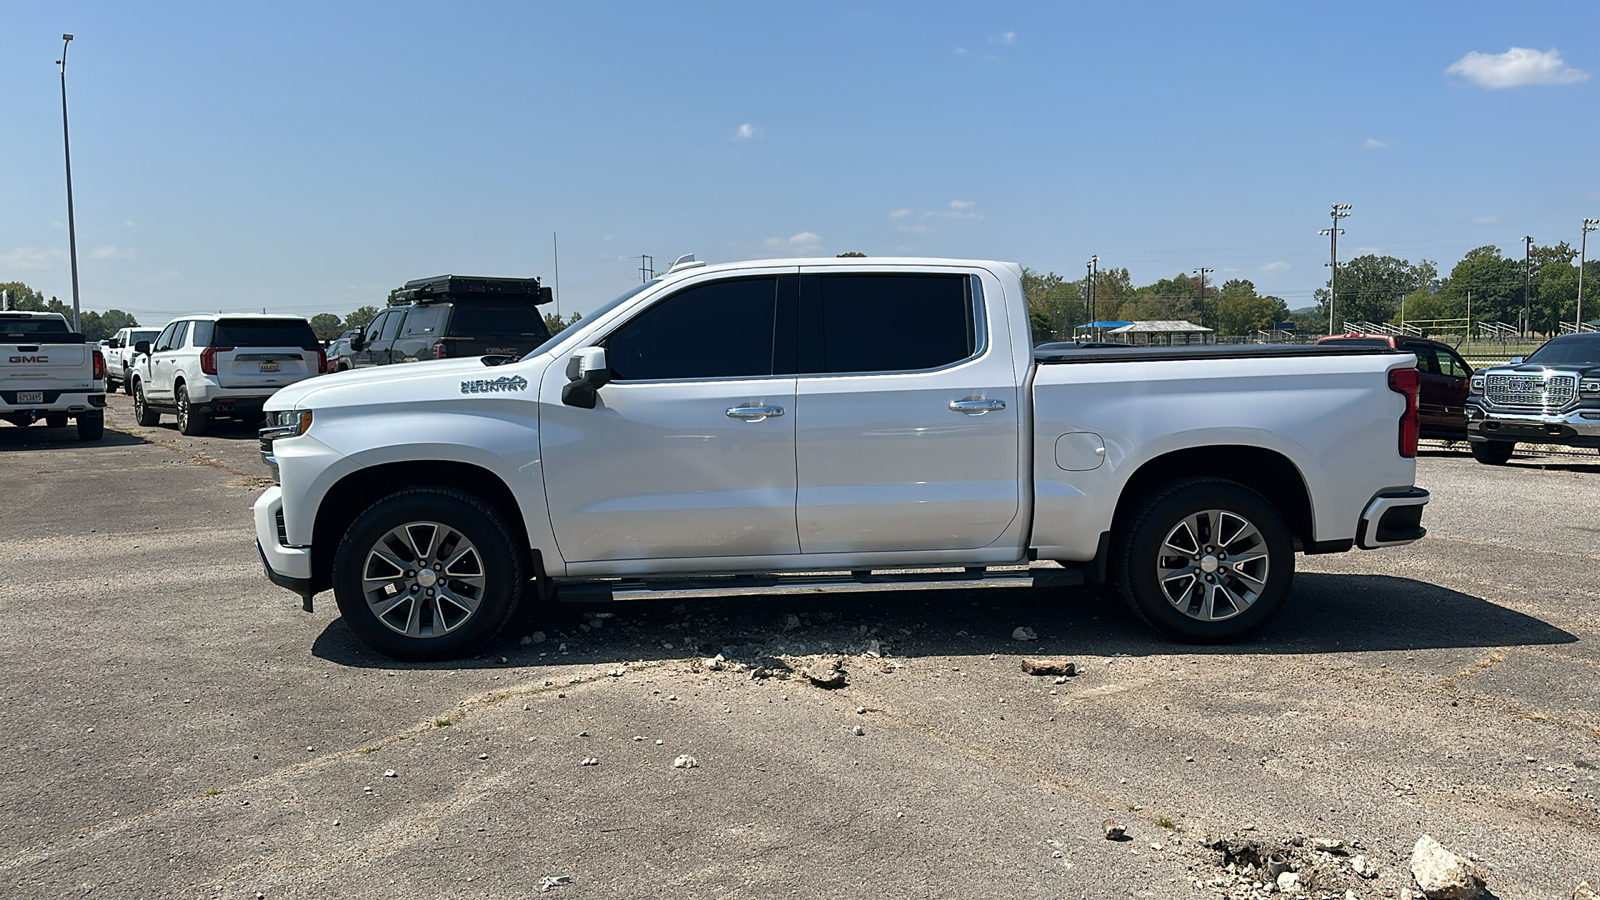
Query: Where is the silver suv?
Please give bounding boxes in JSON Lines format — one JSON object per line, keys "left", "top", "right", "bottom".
{"left": 131, "top": 315, "right": 323, "bottom": 435}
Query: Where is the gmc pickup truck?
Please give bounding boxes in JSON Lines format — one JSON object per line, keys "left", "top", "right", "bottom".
{"left": 254, "top": 256, "right": 1430, "bottom": 660}
{"left": 1465, "top": 332, "right": 1600, "bottom": 464}
{"left": 1, "top": 311, "right": 106, "bottom": 440}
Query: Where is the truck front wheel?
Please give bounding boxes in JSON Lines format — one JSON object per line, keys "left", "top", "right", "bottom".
{"left": 1470, "top": 440, "right": 1515, "bottom": 465}
{"left": 331, "top": 487, "right": 524, "bottom": 661}
{"left": 1115, "top": 478, "right": 1294, "bottom": 643}
{"left": 133, "top": 381, "right": 160, "bottom": 426}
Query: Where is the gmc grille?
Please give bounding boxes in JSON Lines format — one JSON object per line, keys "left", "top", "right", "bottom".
{"left": 1485, "top": 373, "right": 1576, "bottom": 411}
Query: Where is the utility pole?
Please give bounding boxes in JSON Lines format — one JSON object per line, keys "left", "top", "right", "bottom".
{"left": 1319, "top": 204, "right": 1352, "bottom": 335}
{"left": 1192, "top": 267, "right": 1213, "bottom": 329}
{"left": 1580, "top": 219, "right": 1598, "bottom": 332}
{"left": 57, "top": 34, "right": 82, "bottom": 332}
{"left": 1523, "top": 236, "right": 1534, "bottom": 337}
{"left": 1086, "top": 255, "right": 1098, "bottom": 340}
{"left": 552, "top": 232, "right": 561, "bottom": 319}
{"left": 639, "top": 255, "right": 654, "bottom": 283}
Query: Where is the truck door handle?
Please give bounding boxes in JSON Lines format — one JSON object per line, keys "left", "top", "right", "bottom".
{"left": 949, "top": 398, "right": 1006, "bottom": 414}
{"left": 726, "top": 405, "right": 784, "bottom": 421}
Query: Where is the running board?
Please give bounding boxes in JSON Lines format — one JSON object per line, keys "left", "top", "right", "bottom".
{"left": 553, "top": 567, "right": 1083, "bottom": 603}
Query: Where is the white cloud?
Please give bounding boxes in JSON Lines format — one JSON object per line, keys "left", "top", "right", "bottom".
{"left": 1473, "top": 215, "right": 1500, "bottom": 225}
{"left": 764, "top": 231, "right": 822, "bottom": 252}
{"left": 954, "top": 46, "right": 969, "bottom": 56}
{"left": 1447, "top": 47, "right": 1589, "bottom": 88}
{"left": 1261, "top": 261, "right": 1291, "bottom": 273}
{"left": 898, "top": 224, "right": 933, "bottom": 235}
{"left": 734, "top": 123, "right": 763, "bottom": 141}
{"left": 0, "top": 247, "right": 65, "bottom": 269}
{"left": 948, "top": 200, "right": 977, "bottom": 210}
{"left": 990, "top": 31, "right": 1016, "bottom": 45}
{"left": 889, "top": 208, "right": 910, "bottom": 218}
{"left": 91, "top": 245, "right": 137, "bottom": 260}
{"left": 1364, "top": 138, "right": 1393, "bottom": 149}
{"left": 122, "top": 219, "right": 136, "bottom": 227}
{"left": 929, "top": 199, "right": 984, "bottom": 221}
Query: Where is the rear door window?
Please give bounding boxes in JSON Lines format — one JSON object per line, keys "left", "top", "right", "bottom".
{"left": 192, "top": 321, "right": 215, "bottom": 347}
{"left": 213, "top": 319, "right": 318, "bottom": 349}
{"left": 1440, "top": 349, "right": 1470, "bottom": 377}
{"left": 400, "top": 305, "right": 447, "bottom": 336}
{"left": 1406, "top": 344, "right": 1441, "bottom": 375}
{"left": 604, "top": 277, "right": 780, "bottom": 381}
{"left": 802, "top": 274, "right": 976, "bottom": 374}
{"left": 447, "top": 303, "right": 549, "bottom": 338}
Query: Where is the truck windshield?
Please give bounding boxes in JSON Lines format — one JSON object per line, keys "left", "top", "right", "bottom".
{"left": 522, "top": 279, "right": 661, "bottom": 360}
{"left": 1525, "top": 336, "right": 1600, "bottom": 366}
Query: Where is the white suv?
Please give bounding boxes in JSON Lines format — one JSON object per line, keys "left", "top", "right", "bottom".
{"left": 131, "top": 315, "right": 324, "bottom": 435}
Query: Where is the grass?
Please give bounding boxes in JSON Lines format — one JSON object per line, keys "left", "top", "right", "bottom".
{"left": 433, "top": 718, "right": 453, "bottom": 728}
{"left": 1155, "top": 817, "right": 1176, "bottom": 829}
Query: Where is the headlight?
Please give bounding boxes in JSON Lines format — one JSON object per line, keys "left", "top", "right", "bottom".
{"left": 1469, "top": 375, "right": 1485, "bottom": 393}
{"left": 262, "top": 409, "right": 312, "bottom": 439}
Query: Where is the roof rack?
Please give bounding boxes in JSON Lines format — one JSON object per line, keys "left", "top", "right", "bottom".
{"left": 391, "top": 274, "right": 552, "bottom": 306}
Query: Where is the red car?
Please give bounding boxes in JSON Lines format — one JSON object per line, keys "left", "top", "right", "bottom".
{"left": 1316, "top": 334, "right": 1472, "bottom": 440}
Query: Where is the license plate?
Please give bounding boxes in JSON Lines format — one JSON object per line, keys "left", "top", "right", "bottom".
{"left": 258, "top": 361, "right": 280, "bottom": 373}
{"left": 18, "top": 391, "right": 43, "bottom": 404}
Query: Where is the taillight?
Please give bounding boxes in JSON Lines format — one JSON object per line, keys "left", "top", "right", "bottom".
{"left": 1388, "top": 367, "right": 1421, "bottom": 458}
{"left": 201, "top": 346, "right": 233, "bottom": 375}
{"left": 315, "top": 347, "right": 327, "bottom": 373}
{"left": 432, "top": 341, "right": 447, "bottom": 359}
{"left": 92, "top": 349, "right": 105, "bottom": 380}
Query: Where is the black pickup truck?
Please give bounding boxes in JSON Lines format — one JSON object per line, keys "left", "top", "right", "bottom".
{"left": 345, "top": 275, "right": 553, "bottom": 370}
{"left": 1466, "top": 332, "right": 1600, "bottom": 463}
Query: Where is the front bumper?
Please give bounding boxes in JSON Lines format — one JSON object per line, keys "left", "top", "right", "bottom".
{"left": 1357, "top": 487, "right": 1429, "bottom": 550}
{"left": 254, "top": 486, "right": 315, "bottom": 609}
{"left": 1465, "top": 404, "right": 1600, "bottom": 447}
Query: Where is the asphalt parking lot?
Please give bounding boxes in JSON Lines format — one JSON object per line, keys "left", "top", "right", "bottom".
{"left": 2, "top": 392, "right": 1597, "bottom": 899}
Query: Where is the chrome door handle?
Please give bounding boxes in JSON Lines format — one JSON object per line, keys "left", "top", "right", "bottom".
{"left": 949, "top": 398, "right": 1006, "bottom": 414}
{"left": 726, "top": 405, "right": 785, "bottom": 421}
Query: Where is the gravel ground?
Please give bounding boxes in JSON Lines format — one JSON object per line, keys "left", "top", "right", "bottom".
{"left": 0, "top": 393, "right": 1595, "bottom": 899}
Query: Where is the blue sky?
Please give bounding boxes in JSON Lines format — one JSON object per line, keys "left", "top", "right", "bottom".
{"left": 2, "top": 1, "right": 1597, "bottom": 323}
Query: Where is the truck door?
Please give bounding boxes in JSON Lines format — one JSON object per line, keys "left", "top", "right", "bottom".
{"left": 356, "top": 311, "right": 397, "bottom": 368}
{"left": 792, "top": 269, "right": 1019, "bottom": 552}
{"left": 1402, "top": 342, "right": 1448, "bottom": 434}
{"left": 539, "top": 273, "right": 800, "bottom": 563}
{"left": 147, "top": 321, "right": 188, "bottom": 403}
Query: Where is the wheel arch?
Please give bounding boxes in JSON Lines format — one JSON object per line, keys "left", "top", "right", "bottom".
{"left": 1109, "top": 445, "right": 1315, "bottom": 552}
{"left": 309, "top": 460, "right": 537, "bottom": 594}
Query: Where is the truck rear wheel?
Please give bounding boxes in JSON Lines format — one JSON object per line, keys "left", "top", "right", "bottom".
{"left": 175, "top": 384, "right": 208, "bottom": 436}
{"left": 1470, "top": 440, "right": 1515, "bottom": 465}
{"left": 45, "top": 413, "right": 68, "bottom": 428}
{"left": 1115, "top": 478, "right": 1293, "bottom": 643}
{"left": 331, "top": 487, "right": 524, "bottom": 661}
{"left": 77, "top": 411, "right": 104, "bottom": 441}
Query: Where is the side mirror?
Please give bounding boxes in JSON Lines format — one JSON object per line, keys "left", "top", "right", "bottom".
{"left": 350, "top": 332, "right": 368, "bottom": 351}
{"left": 1508, "top": 356, "right": 1524, "bottom": 366}
{"left": 561, "top": 347, "right": 611, "bottom": 409}
{"left": 134, "top": 340, "right": 151, "bottom": 355}
{"left": 107, "top": 338, "right": 121, "bottom": 349}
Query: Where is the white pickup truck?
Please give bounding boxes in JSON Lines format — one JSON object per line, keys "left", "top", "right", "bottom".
{"left": 253, "top": 256, "right": 1430, "bottom": 660}
{"left": 1, "top": 311, "right": 106, "bottom": 440}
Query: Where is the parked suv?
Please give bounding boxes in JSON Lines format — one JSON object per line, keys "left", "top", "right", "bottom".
{"left": 1316, "top": 334, "right": 1472, "bottom": 439}
{"left": 1465, "top": 332, "right": 1600, "bottom": 464}
{"left": 131, "top": 315, "right": 324, "bottom": 435}
{"left": 346, "top": 274, "right": 552, "bottom": 369}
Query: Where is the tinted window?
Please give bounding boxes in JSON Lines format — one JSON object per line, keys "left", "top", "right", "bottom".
{"left": 153, "top": 323, "right": 179, "bottom": 352}
{"left": 810, "top": 274, "right": 974, "bottom": 373}
{"left": 448, "top": 303, "right": 549, "bottom": 338}
{"left": 1319, "top": 337, "right": 1392, "bottom": 349}
{"left": 213, "top": 319, "right": 318, "bottom": 349}
{"left": 0, "top": 317, "right": 70, "bottom": 336}
{"left": 605, "top": 277, "right": 779, "bottom": 381}
{"left": 1440, "top": 350, "right": 1470, "bottom": 378}
{"left": 171, "top": 322, "right": 193, "bottom": 349}
{"left": 1407, "top": 344, "right": 1440, "bottom": 375}
{"left": 375, "top": 311, "right": 403, "bottom": 343}
{"left": 1525, "top": 336, "right": 1600, "bottom": 366}
{"left": 191, "top": 321, "right": 214, "bottom": 347}
{"left": 400, "top": 304, "right": 447, "bottom": 336}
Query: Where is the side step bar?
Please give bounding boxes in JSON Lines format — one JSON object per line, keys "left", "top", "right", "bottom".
{"left": 554, "top": 566, "right": 1084, "bottom": 603}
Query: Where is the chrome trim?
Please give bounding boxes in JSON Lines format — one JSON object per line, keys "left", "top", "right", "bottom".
{"left": 949, "top": 398, "right": 1006, "bottom": 413}
{"left": 725, "top": 404, "right": 785, "bottom": 420}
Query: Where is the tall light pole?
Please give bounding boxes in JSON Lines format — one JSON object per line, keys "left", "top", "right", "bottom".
{"left": 1523, "top": 236, "right": 1534, "bottom": 337}
{"left": 1319, "top": 203, "right": 1352, "bottom": 335}
{"left": 1192, "top": 267, "right": 1213, "bottom": 330}
{"left": 57, "top": 34, "right": 82, "bottom": 332}
{"left": 1086, "top": 255, "right": 1098, "bottom": 339}
{"left": 1580, "top": 219, "right": 1597, "bottom": 332}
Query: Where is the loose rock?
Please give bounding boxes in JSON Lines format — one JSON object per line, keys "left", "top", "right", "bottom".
{"left": 1012, "top": 626, "right": 1038, "bottom": 641}
{"left": 805, "top": 659, "right": 848, "bottom": 689}
{"left": 579, "top": 757, "right": 598, "bottom": 767}
{"left": 780, "top": 613, "right": 801, "bottom": 632}
{"left": 538, "top": 875, "right": 571, "bottom": 892}
{"left": 1351, "top": 855, "right": 1377, "bottom": 879}
{"left": 1410, "top": 834, "right": 1485, "bottom": 899}
{"left": 1276, "top": 872, "right": 1299, "bottom": 892}
{"left": 1103, "top": 818, "right": 1126, "bottom": 841}
{"left": 383, "top": 769, "right": 397, "bottom": 778}
{"left": 1574, "top": 881, "right": 1598, "bottom": 900}
{"left": 852, "top": 724, "right": 865, "bottom": 736}
{"left": 672, "top": 754, "right": 698, "bottom": 769}
{"left": 1021, "top": 658, "right": 1076, "bottom": 677}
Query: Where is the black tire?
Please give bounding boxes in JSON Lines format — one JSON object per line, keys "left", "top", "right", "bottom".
{"left": 122, "top": 366, "right": 134, "bottom": 396}
{"left": 133, "top": 380, "right": 160, "bottom": 426}
{"left": 77, "top": 411, "right": 104, "bottom": 441}
{"left": 1470, "top": 440, "right": 1515, "bottom": 465}
{"left": 175, "top": 383, "right": 208, "bottom": 436}
{"left": 1115, "top": 477, "right": 1294, "bottom": 643}
{"left": 332, "top": 487, "right": 525, "bottom": 661}
{"left": 45, "top": 413, "right": 68, "bottom": 429}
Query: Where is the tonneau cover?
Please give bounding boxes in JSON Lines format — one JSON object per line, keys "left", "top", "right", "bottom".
{"left": 1033, "top": 343, "right": 1404, "bottom": 364}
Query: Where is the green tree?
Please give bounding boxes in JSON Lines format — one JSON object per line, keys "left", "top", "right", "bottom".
{"left": 343, "top": 306, "right": 379, "bottom": 331}
{"left": 1129, "top": 273, "right": 1203, "bottom": 323}
{"left": 1, "top": 282, "right": 46, "bottom": 310}
{"left": 1316, "top": 255, "right": 1438, "bottom": 327}
{"left": 1214, "top": 279, "right": 1289, "bottom": 335}
{"left": 835, "top": 251, "right": 867, "bottom": 258}
{"left": 1021, "top": 268, "right": 1083, "bottom": 343}
{"left": 309, "top": 313, "right": 344, "bottom": 340}
{"left": 543, "top": 311, "right": 582, "bottom": 334}
{"left": 1438, "top": 246, "right": 1521, "bottom": 328}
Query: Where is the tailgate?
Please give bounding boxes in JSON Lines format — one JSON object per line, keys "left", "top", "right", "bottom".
{"left": 215, "top": 347, "right": 319, "bottom": 389}
{"left": 2, "top": 342, "right": 93, "bottom": 394}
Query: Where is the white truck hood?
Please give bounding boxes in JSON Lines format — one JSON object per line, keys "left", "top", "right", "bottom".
{"left": 266, "top": 355, "right": 552, "bottom": 410}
